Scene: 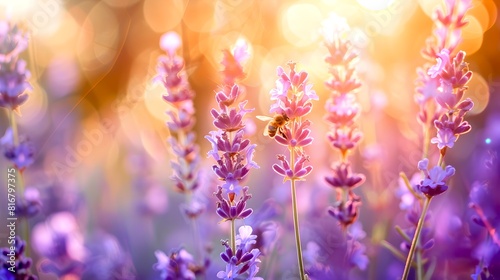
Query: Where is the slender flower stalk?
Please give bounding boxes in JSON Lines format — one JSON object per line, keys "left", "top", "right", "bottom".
{"left": 401, "top": 1, "right": 474, "bottom": 278}
{"left": 206, "top": 39, "right": 263, "bottom": 279}
{"left": 154, "top": 31, "right": 208, "bottom": 277}
{"left": 264, "top": 61, "right": 317, "bottom": 279}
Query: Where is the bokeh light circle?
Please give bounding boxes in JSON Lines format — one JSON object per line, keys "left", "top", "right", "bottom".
{"left": 143, "top": 0, "right": 185, "bottom": 33}
{"left": 76, "top": 2, "right": 121, "bottom": 74}
{"left": 465, "top": 72, "right": 490, "bottom": 115}
{"left": 280, "top": 3, "right": 323, "bottom": 47}
{"left": 356, "top": 0, "right": 395, "bottom": 10}
{"left": 459, "top": 15, "right": 484, "bottom": 55}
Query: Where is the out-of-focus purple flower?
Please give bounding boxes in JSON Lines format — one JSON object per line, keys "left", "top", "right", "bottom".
{"left": 327, "top": 127, "right": 362, "bottom": 155}
{"left": 220, "top": 38, "right": 249, "bottom": 87}
{"left": 396, "top": 173, "right": 421, "bottom": 210}
{"left": 344, "top": 222, "right": 369, "bottom": 271}
{"left": 137, "top": 184, "right": 168, "bottom": 216}
{"left": 324, "top": 94, "right": 360, "bottom": 125}
{"left": 181, "top": 194, "right": 206, "bottom": 219}
{"left": 1, "top": 128, "right": 35, "bottom": 171}
{"left": 82, "top": 232, "right": 136, "bottom": 280}
{"left": 16, "top": 187, "right": 42, "bottom": 218}
{"left": 471, "top": 264, "right": 494, "bottom": 280}
{"left": 422, "top": 0, "right": 472, "bottom": 59}
{"left": 32, "top": 212, "right": 86, "bottom": 277}
{"left": 246, "top": 200, "right": 280, "bottom": 256}
{"left": 214, "top": 186, "right": 253, "bottom": 221}
{"left": 153, "top": 249, "right": 197, "bottom": 280}
{"left": 325, "top": 162, "right": 365, "bottom": 189}
{"left": 417, "top": 158, "right": 455, "bottom": 197}
{"left": 0, "top": 21, "right": 28, "bottom": 63}
{"left": 0, "top": 236, "right": 37, "bottom": 280}
{"left": 327, "top": 197, "right": 360, "bottom": 227}
{"left": 322, "top": 16, "right": 365, "bottom": 233}
{"left": 0, "top": 59, "right": 32, "bottom": 110}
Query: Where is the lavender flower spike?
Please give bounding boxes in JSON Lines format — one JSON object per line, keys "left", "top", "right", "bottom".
{"left": 0, "top": 21, "right": 31, "bottom": 110}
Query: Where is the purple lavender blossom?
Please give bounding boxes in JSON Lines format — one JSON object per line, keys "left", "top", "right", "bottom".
{"left": 16, "top": 187, "right": 42, "bottom": 218}
{"left": 0, "top": 21, "right": 31, "bottom": 110}
{"left": 214, "top": 186, "right": 253, "bottom": 221}
{"left": 0, "top": 237, "right": 37, "bottom": 280}
{"left": 322, "top": 15, "right": 365, "bottom": 231}
{"left": 0, "top": 59, "right": 32, "bottom": 110}
{"left": 82, "top": 232, "right": 136, "bottom": 280}
{"left": 422, "top": 0, "right": 472, "bottom": 60}
{"left": 217, "top": 226, "right": 262, "bottom": 280}
{"left": 206, "top": 46, "right": 257, "bottom": 218}
{"left": 1, "top": 128, "right": 35, "bottom": 171}
{"left": 0, "top": 21, "right": 29, "bottom": 63}
{"left": 417, "top": 158, "right": 455, "bottom": 197}
{"left": 31, "top": 212, "right": 86, "bottom": 277}
{"left": 269, "top": 62, "right": 318, "bottom": 119}
{"left": 155, "top": 31, "right": 201, "bottom": 196}
{"left": 153, "top": 249, "right": 197, "bottom": 280}
{"left": 325, "top": 162, "right": 365, "bottom": 189}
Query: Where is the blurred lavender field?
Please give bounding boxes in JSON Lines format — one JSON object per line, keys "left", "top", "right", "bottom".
{"left": 0, "top": 0, "right": 499, "bottom": 279}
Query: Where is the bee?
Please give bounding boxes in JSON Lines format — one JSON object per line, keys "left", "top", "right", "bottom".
{"left": 256, "top": 113, "right": 289, "bottom": 138}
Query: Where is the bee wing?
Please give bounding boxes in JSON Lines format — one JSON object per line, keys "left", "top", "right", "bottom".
{"left": 256, "top": 115, "right": 273, "bottom": 121}
{"left": 256, "top": 116, "right": 272, "bottom": 136}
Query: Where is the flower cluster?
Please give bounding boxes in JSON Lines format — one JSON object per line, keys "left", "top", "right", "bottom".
{"left": 206, "top": 39, "right": 262, "bottom": 277}
{"left": 416, "top": 0, "right": 472, "bottom": 146}
{"left": 31, "top": 212, "right": 86, "bottom": 277}
{"left": 217, "top": 226, "right": 262, "bottom": 280}
{"left": 1, "top": 128, "right": 35, "bottom": 171}
{"left": 156, "top": 31, "right": 200, "bottom": 197}
{"left": 422, "top": 0, "right": 472, "bottom": 60}
{"left": 268, "top": 62, "right": 316, "bottom": 181}
{"left": 0, "top": 21, "right": 31, "bottom": 110}
{"left": 0, "top": 20, "right": 36, "bottom": 279}
{"left": 206, "top": 39, "right": 257, "bottom": 209}
{"left": 0, "top": 20, "right": 34, "bottom": 169}
{"left": 428, "top": 49, "right": 473, "bottom": 153}
{"left": 322, "top": 15, "right": 365, "bottom": 228}
{"left": 154, "top": 31, "right": 208, "bottom": 277}
{"left": 399, "top": 2, "right": 475, "bottom": 279}
{"left": 266, "top": 61, "right": 317, "bottom": 279}
{"left": 0, "top": 237, "right": 37, "bottom": 280}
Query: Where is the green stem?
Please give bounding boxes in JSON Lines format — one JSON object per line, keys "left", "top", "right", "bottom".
{"left": 402, "top": 197, "right": 432, "bottom": 280}
{"left": 291, "top": 178, "right": 305, "bottom": 280}
{"left": 416, "top": 246, "right": 423, "bottom": 280}
{"left": 289, "top": 148, "right": 305, "bottom": 279}
{"left": 230, "top": 219, "right": 236, "bottom": 253}
{"left": 9, "top": 110, "right": 19, "bottom": 146}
